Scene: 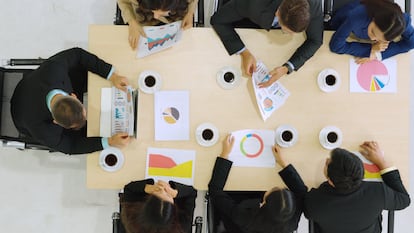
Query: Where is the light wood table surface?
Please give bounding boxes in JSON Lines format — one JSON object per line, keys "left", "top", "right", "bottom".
{"left": 87, "top": 25, "right": 410, "bottom": 190}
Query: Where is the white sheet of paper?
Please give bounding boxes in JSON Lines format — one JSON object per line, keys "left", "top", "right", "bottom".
{"left": 349, "top": 58, "right": 397, "bottom": 93}
{"left": 137, "top": 21, "right": 183, "bottom": 58}
{"left": 154, "top": 90, "right": 190, "bottom": 141}
{"left": 145, "top": 147, "right": 195, "bottom": 185}
{"left": 228, "top": 129, "right": 276, "bottom": 167}
{"left": 252, "top": 61, "right": 290, "bottom": 121}
{"left": 100, "top": 88, "right": 112, "bottom": 137}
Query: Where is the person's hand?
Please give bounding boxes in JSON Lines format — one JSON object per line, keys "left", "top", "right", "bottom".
{"left": 372, "top": 41, "right": 389, "bottom": 53}
{"left": 220, "top": 134, "right": 235, "bottom": 159}
{"left": 258, "top": 66, "right": 288, "bottom": 88}
{"left": 359, "top": 141, "right": 390, "bottom": 170}
{"left": 128, "top": 20, "right": 146, "bottom": 50}
{"left": 355, "top": 57, "right": 373, "bottom": 64}
{"left": 156, "top": 180, "right": 178, "bottom": 198}
{"left": 109, "top": 73, "right": 129, "bottom": 92}
{"left": 144, "top": 184, "right": 161, "bottom": 194}
{"left": 108, "top": 132, "right": 131, "bottom": 148}
{"left": 272, "top": 145, "right": 288, "bottom": 168}
{"left": 240, "top": 49, "right": 257, "bottom": 76}
{"left": 181, "top": 12, "right": 194, "bottom": 30}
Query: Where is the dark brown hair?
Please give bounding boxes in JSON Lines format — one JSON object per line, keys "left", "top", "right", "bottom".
{"left": 51, "top": 96, "right": 85, "bottom": 129}
{"left": 121, "top": 195, "right": 184, "bottom": 233}
{"left": 362, "top": 0, "right": 405, "bottom": 41}
{"left": 246, "top": 189, "right": 297, "bottom": 233}
{"left": 136, "top": 0, "right": 189, "bottom": 23}
{"left": 278, "top": 0, "right": 310, "bottom": 32}
{"left": 328, "top": 148, "right": 364, "bottom": 194}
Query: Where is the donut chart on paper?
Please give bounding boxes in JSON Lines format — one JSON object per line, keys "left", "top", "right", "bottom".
{"left": 356, "top": 60, "right": 390, "bottom": 92}
{"left": 239, "top": 134, "right": 264, "bottom": 158}
{"left": 163, "top": 107, "right": 180, "bottom": 124}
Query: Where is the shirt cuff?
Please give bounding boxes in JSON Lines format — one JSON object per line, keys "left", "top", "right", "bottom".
{"left": 236, "top": 47, "right": 247, "bottom": 55}
{"left": 375, "top": 52, "right": 383, "bottom": 61}
{"left": 380, "top": 166, "right": 397, "bottom": 175}
{"left": 106, "top": 66, "right": 115, "bottom": 80}
{"left": 286, "top": 61, "right": 295, "bottom": 71}
{"left": 101, "top": 137, "right": 110, "bottom": 149}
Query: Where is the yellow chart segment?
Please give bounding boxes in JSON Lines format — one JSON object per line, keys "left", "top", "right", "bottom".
{"left": 148, "top": 160, "right": 193, "bottom": 178}
{"left": 364, "top": 170, "right": 381, "bottom": 179}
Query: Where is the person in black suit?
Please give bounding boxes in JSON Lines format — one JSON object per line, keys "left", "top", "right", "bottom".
{"left": 208, "top": 134, "right": 308, "bottom": 233}
{"left": 10, "top": 48, "right": 131, "bottom": 155}
{"left": 304, "top": 141, "right": 411, "bottom": 233}
{"left": 210, "top": 0, "right": 323, "bottom": 87}
{"left": 121, "top": 179, "right": 197, "bottom": 233}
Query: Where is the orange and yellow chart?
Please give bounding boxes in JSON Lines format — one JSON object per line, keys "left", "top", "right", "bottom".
{"left": 354, "top": 151, "right": 382, "bottom": 181}
{"left": 146, "top": 147, "right": 195, "bottom": 185}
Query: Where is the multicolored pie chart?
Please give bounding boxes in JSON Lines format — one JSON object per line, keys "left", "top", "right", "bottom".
{"left": 162, "top": 107, "right": 180, "bottom": 124}
{"left": 357, "top": 60, "right": 390, "bottom": 92}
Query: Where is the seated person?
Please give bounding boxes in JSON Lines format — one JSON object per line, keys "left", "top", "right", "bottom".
{"left": 208, "top": 134, "right": 307, "bottom": 233}
{"left": 121, "top": 179, "right": 197, "bottom": 233}
{"left": 117, "top": 0, "right": 198, "bottom": 49}
{"left": 10, "top": 48, "right": 131, "bottom": 155}
{"left": 304, "top": 141, "right": 411, "bottom": 233}
{"left": 210, "top": 0, "right": 323, "bottom": 87}
{"left": 329, "top": 0, "right": 414, "bottom": 64}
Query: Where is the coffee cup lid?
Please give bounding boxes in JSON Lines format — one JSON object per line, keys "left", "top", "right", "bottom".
{"left": 319, "top": 126, "right": 343, "bottom": 149}
{"left": 216, "top": 66, "right": 242, "bottom": 90}
{"left": 138, "top": 70, "right": 162, "bottom": 94}
{"left": 99, "top": 147, "right": 125, "bottom": 172}
{"left": 275, "top": 125, "right": 298, "bottom": 148}
{"left": 317, "top": 68, "right": 341, "bottom": 92}
{"left": 196, "top": 123, "right": 219, "bottom": 147}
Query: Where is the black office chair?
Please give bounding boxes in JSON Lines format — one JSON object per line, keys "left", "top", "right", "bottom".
{"left": 0, "top": 59, "right": 54, "bottom": 151}
{"left": 114, "top": 0, "right": 205, "bottom": 27}
{"left": 112, "top": 192, "right": 203, "bottom": 233}
{"left": 308, "top": 210, "right": 395, "bottom": 233}
{"left": 323, "top": 0, "right": 411, "bottom": 30}
{"left": 206, "top": 190, "right": 266, "bottom": 233}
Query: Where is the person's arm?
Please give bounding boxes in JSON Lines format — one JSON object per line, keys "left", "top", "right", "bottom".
{"left": 182, "top": 0, "right": 199, "bottom": 29}
{"left": 169, "top": 181, "right": 197, "bottom": 233}
{"left": 123, "top": 179, "right": 155, "bottom": 202}
{"left": 208, "top": 134, "right": 235, "bottom": 192}
{"left": 359, "top": 141, "right": 410, "bottom": 210}
{"left": 287, "top": 0, "right": 323, "bottom": 70}
{"left": 272, "top": 146, "right": 308, "bottom": 195}
{"left": 381, "top": 14, "right": 414, "bottom": 59}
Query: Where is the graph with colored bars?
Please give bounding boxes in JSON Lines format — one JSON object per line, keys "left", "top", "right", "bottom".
{"left": 111, "top": 87, "right": 134, "bottom": 136}
{"left": 147, "top": 33, "right": 177, "bottom": 50}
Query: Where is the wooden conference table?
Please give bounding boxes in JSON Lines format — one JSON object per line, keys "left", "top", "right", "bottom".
{"left": 87, "top": 25, "right": 410, "bottom": 190}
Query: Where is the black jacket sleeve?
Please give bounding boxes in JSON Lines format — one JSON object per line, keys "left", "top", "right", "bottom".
{"left": 381, "top": 170, "right": 410, "bottom": 210}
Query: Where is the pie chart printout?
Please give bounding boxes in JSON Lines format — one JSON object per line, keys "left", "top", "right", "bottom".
{"left": 163, "top": 107, "right": 180, "bottom": 124}
{"left": 356, "top": 60, "right": 389, "bottom": 92}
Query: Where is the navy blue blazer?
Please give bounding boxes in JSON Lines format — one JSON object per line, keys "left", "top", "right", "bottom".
{"left": 329, "top": 0, "right": 414, "bottom": 59}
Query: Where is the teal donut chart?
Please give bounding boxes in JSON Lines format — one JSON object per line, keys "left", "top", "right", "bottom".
{"left": 239, "top": 133, "right": 264, "bottom": 158}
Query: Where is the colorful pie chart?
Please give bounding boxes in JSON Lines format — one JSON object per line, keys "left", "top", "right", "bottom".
{"left": 240, "top": 134, "right": 264, "bottom": 158}
{"left": 163, "top": 107, "right": 180, "bottom": 124}
{"left": 357, "top": 60, "right": 390, "bottom": 92}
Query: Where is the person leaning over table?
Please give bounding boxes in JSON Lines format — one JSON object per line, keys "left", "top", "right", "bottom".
{"left": 210, "top": 0, "right": 323, "bottom": 88}
{"left": 208, "top": 134, "right": 308, "bottom": 233}
{"left": 121, "top": 179, "right": 197, "bottom": 233}
{"left": 10, "top": 48, "right": 131, "bottom": 155}
{"left": 304, "top": 141, "right": 411, "bottom": 233}
{"left": 329, "top": 0, "right": 414, "bottom": 64}
{"left": 117, "top": 0, "right": 198, "bottom": 49}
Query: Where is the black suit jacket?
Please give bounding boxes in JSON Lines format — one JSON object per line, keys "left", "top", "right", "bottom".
{"left": 123, "top": 179, "right": 197, "bottom": 233}
{"left": 211, "top": 0, "right": 323, "bottom": 70}
{"left": 10, "top": 48, "right": 112, "bottom": 154}
{"left": 208, "top": 157, "right": 308, "bottom": 233}
{"left": 304, "top": 170, "right": 411, "bottom": 233}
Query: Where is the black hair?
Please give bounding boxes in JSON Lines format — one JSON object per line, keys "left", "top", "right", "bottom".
{"left": 328, "top": 148, "right": 364, "bottom": 194}
{"left": 246, "top": 189, "right": 297, "bottom": 233}
{"left": 136, "top": 0, "right": 189, "bottom": 23}
{"left": 362, "top": 0, "right": 405, "bottom": 41}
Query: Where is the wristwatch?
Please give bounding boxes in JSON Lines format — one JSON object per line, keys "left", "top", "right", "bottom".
{"left": 283, "top": 63, "right": 293, "bottom": 75}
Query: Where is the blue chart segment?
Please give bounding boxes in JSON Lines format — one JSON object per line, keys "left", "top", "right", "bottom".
{"left": 239, "top": 134, "right": 264, "bottom": 158}
{"left": 147, "top": 34, "right": 176, "bottom": 50}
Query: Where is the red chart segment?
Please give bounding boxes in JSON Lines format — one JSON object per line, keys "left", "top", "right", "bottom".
{"left": 356, "top": 60, "right": 390, "bottom": 92}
